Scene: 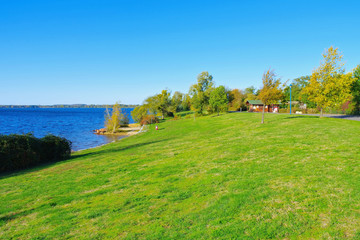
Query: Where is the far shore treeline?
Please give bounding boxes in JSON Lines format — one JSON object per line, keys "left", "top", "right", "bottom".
{"left": 0, "top": 104, "right": 139, "bottom": 109}
{"left": 130, "top": 46, "right": 360, "bottom": 125}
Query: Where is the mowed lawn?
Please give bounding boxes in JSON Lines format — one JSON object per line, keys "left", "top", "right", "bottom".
{"left": 1, "top": 113, "right": 360, "bottom": 239}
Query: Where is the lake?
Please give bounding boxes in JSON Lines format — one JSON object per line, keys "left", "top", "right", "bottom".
{"left": 0, "top": 108, "right": 134, "bottom": 151}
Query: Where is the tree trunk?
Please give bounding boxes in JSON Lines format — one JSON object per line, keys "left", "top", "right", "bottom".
{"left": 113, "top": 122, "right": 116, "bottom": 133}
{"left": 261, "top": 104, "right": 265, "bottom": 124}
{"left": 320, "top": 108, "right": 323, "bottom": 118}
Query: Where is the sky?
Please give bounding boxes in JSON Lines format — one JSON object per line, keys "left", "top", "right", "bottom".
{"left": 1, "top": 0, "right": 360, "bottom": 105}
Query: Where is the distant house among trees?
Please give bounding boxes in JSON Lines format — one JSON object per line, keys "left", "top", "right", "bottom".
{"left": 246, "top": 100, "right": 279, "bottom": 113}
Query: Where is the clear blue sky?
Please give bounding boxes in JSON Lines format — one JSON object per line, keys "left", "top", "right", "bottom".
{"left": 1, "top": 0, "right": 360, "bottom": 105}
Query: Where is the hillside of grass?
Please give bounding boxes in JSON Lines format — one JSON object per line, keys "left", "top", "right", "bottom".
{"left": 1, "top": 113, "right": 360, "bottom": 239}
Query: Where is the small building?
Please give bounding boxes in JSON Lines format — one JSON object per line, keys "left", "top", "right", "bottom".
{"left": 246, "top": 100, "right": 279, "bottom": 113}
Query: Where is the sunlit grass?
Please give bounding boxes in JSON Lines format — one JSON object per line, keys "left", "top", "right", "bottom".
{"left": 1, "top": 113, "right": 360, "bottom": 239}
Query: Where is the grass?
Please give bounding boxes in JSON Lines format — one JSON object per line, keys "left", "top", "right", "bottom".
{"left": 1, "top": 112, "right": 360, "bottom": 239}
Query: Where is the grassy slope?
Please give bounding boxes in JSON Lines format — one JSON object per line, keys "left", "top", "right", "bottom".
{"left": 1, "top": 113, "right": 360, "bottom": 239}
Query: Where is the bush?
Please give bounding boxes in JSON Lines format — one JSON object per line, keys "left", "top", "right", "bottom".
{"left": 306, "top": 108, "right": 319, "bottom": 114}
{"left": 0, "top": 134, "right": 72, "bottom": 173}
{"left": 40, "top": 135, "right": 72, "bottom": 162}
{"left": 140, "top": 115, "right": 159, "bottom": 126}
{"left": 120, "top": 114, "right": 130, "bottom": 127}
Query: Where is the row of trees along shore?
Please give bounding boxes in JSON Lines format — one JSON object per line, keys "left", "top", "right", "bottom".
{"left": 130, "top": 46, "right": 359, "bottom": 124}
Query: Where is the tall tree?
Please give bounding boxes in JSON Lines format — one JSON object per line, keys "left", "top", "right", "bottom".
{"left": 157, "top": 89, "right": 171, "bottom": 119}
{"left": 258, "top": 69, "right": 283, "bottom": 124}
{"left": 351, "top": 65, "right": 360, "bottom": 114}
{"left": 189, "top": 71, "right": 214, "bottom": 114}
{"left": 131, "top": 105, "right": 148, "bottom": 123}
{"left": 229, "top": 89, "right": 247, "bottom": 111}
{"left": 282, "top": 75, "right": 317, "bottom": 108}
{"left": 105, "top": 102, "right": 124, "bottom": 133}
{"left": 303, "top": 47, "right": 354, "bottom": 117}
{"left": 209, "top": 85, "right": 229, "bottom": 115}
{"left": 181, "top": 94, "right": 191, "bottom": 111}
{"left": 171, "top": 91, "right": 184, "bottom": 113}
{"left": 144, "top": 95, "right": 160, "bottom": 116}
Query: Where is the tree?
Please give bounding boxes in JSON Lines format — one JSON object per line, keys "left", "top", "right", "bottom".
{"left": 228, "top": 89, "right": 247, "bottom": 111}
{"left": 258, "top": 69, "right": 283, "bottom": 124}
{"left": 189, "top": 71, "right": 214, "bottom": 114}
{"left": 245, "top": 86, "right": 256, "bottom": 96}
{"left": 181, "top": 94, "right": 191, "bottom": 111}
{"left": 144, "top": 95, "right": 160, "bottom": 116}
{"left": 209, "top": 85, "right": 229, "bottom": 115}
{"left": 290, "top": 75, "right": 317, "bottom": 108}
{"left": 303, "top": 47, "right": 355, "bottom": 117}
{"left": 351, "top": 65, "right": 360, "bottom": 114}
{"left": 282, "top": 75, "right": 317, "bottom": 108}
{"left": 157, "top": 89, "right": 171, "bottom": 119}
{"left": 105, "top": 102, "right": 125, "bottom": 133}
{"left": 171, "top": 91, "right": 184, "bottom": 113}
{"left": 131, "top": 105, "right": 148, "bottom": 123}
{"left": 244, "top": 86, "right": 258, "bottom": 110}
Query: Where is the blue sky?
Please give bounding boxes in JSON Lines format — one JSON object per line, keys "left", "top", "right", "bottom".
{"left": 1, "top": 0, "right": 360, "bottom": 105}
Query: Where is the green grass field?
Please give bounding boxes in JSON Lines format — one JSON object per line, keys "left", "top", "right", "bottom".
{"left": 1, "top": 113, "right": 360, "bottom": 239}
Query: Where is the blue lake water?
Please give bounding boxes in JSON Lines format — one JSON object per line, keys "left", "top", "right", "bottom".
{"left": 0, "top": 108, "right": 134, "bottom": 151}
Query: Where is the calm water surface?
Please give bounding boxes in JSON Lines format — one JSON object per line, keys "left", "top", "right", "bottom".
{"left": 0, "top": 108, "right": 134, "bottom": 151}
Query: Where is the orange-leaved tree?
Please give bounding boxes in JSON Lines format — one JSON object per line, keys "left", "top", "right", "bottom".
{"left": 258, "top": 69, "right": 283, "bottom": 124}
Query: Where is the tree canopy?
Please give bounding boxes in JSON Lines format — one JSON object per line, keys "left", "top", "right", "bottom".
{"left": 189, "top": 71, "right": 214, "bottom": 113}
{"left": 209, "top": 85, "right": 228, "bottom": 115}
{"left": 258, "top": 69, "right": 283, "bottom": 123}
{"left": 351, "top": 65, "right": 360, "bottom": 114}
{"left": 303, "top": 47, "right": 355, "bottom": 116}
{"left": 105, "top": 102, "right": 126, "bottom": 133}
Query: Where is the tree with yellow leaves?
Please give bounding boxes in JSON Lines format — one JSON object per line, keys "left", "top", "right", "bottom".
{"left": 105, "top": 102, "right": 125, "bottom": 133}
{"left": 303, "top": 47, "right": 354, "bottom": 117}
{"left": 258, "top": 69, "right": 283, "bottom": 124}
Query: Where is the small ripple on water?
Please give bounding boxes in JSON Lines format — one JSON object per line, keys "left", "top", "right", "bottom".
{"left": 0, "top": 108, "right": 134, "bottom": 151}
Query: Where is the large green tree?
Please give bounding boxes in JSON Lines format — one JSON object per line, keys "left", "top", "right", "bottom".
{"left": 258, "top": 69, "right": 283, "bottom": 124}
{"left": 209, "top": 85, "right": 229, "bottom": 115}
{"left": 189, "top": 71, "right": 214, "bottom": 114}
{"left": 283, "top": 75, "right": 316, "bottom": 108}
{"left": 303, "top": 47, "right": 354, "bottom": 117}
{"left": 283, "top": 76, "right": 310, "bottom": 102}
{"left": 181, "top": 94, "right": 191, "bottom": 111}
{"left": 144, "top": 95, "right": 160, "bottom": 116}
{"left": 157, "top": 90, "right": 171, "bottom": 119}
{"left": 351, "top": 65, "right": 360, "bottom": 114}
{"left": 170, "top": 91, "right": 184, "bottom": 113}
{"left": 131, "top": 105, "right": 148, "bottom": 123}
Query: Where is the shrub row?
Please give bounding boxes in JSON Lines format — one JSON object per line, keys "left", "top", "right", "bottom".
{"left": 0, "top": 134, "right": 72, "bottom": 173}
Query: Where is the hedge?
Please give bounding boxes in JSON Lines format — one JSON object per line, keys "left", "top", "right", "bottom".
{"left": 0, "top": 133, "right": 72, "bottom": 173}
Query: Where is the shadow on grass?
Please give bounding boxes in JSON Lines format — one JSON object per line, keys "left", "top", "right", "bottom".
{"left": 284, "top": 115, "right": 319, "bottom": 119}
{"left": 228, "top": 111, "right": 244, "bottom": 113}
{"left": 0, "top": 138, "right": 170, "bottom": 180}
{"left": 0, "top": 160, "right": 66, "bottom": 180}
{"left": 71, "top": 138, "right": 170, "bottom": 160}
{"left": 329, "top": 115, "right": 359, "bottom": 119}
{"left": 0, "top": 208, "right": 35, "bottom": 223}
